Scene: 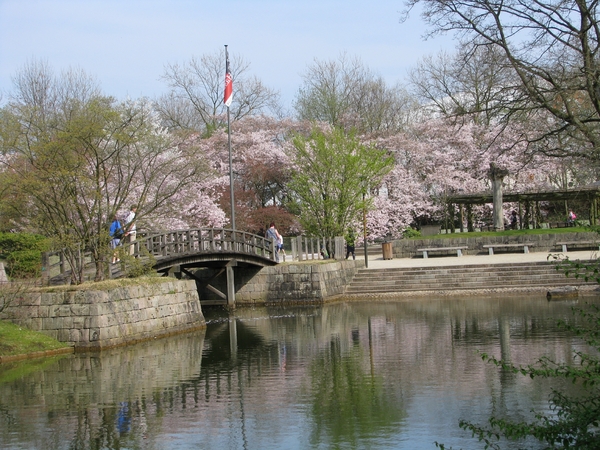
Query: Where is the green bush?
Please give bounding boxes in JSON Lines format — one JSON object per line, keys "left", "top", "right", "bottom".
{"left": 0, "top": 232, "right": 48, "bottom": 257}
{"left": 7, "top": 249, "right": 43, "bottom": 278}
{"left": 0, "top": 233, "right": 49, "bottom": 278}
{"left": 403, "top": 228, "right": 421, "bottom": 239}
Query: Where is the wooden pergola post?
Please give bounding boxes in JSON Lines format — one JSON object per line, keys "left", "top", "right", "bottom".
{"left": 466, "top": 204, "right": 474, "bottom": 232}
{"left": 488, "top": 163, "right": 509, "bottom": 231}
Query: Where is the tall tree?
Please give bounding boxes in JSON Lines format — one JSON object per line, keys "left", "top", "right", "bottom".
{"left": 409, "top": 45, "right": 514, "bottom": 125}
{"left": 156, "top": 50, "right": 281, "bottom": 136}
{"left": 404, "top": 0, "right": 600, "bottom": 159}
{"left": 287, "top": 127, "right": 394, "bottom": 238}
{"left": 0, "top": 61, "right": 212, "bottom": 282}
{"left": 294, "top": 54, "right": 416, "bottom": 135}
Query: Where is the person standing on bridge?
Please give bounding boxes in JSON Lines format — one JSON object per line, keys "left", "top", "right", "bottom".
{"left": 277, "top": 232, "right": 286, "bottom": 262}
{"left": 266, "top": 222, "right": 282, "bottom": 262}
{"left": 124, "top": 206, "right": 137, "bottom": 256}
{"left": 109, "top": 215, "right": 123, "bottom": 264}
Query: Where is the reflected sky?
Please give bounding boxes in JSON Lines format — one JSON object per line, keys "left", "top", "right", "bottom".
{"left": 1, "top": 294, "right": 598, "bottom": 449}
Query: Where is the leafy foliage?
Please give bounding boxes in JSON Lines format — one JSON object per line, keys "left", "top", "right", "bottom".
{"left": 402, "top": 228, "right": 421, "bottom": 239}
{"left": 0, "top": 232, "right": 48, "bottom": 259}
{"left": 549, "top": 254, "right": 600, "bottom": 285}
{"left": 287, "top": 127, "right": 393, "bottom": 238}
{"left": 6, "top": 250, "right": 43, "bottom": 278}
{"left": 0, "top": 232, "right": 49, "bottom": 278}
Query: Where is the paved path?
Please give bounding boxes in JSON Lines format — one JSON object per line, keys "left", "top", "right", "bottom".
{"left": 354, "top": 249, "right": 599, "bottom": 270}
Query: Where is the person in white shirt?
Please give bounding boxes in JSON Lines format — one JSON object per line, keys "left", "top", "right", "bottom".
{"left": 124, "top": 206, "right": 137, "bottom": 255}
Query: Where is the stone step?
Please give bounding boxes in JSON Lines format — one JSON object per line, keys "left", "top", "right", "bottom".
{"left": 354, "top": 261, "right": 560, "bottom": 273}
{"left": 352, "top": 270, "right": 562, "bottom": 281}
{"left": 351, "top": 268, "right": 563, "bottom": 281}
{"left": 348, "top": 274, "right": 577, "bottom": 286}
{"left": 344, "top": 261, "right": 596, "bottom": 294}
{"left": 346, "top": 279, "right": 591, "bottom": 293}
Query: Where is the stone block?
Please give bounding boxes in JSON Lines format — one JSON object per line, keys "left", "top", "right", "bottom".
{"left": 89, "top": 328, "right": 101, "bottom": 341}
{"left": 57, "top": 328, "right": 71, "bottom": 342}
{"left": 69, "top": 328, "right": 84, "bottom": 343}
{"left": 86, "top": 290, "right": 109, "bottom": 304}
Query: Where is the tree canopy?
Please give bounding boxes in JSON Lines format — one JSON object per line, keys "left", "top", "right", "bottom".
{"left": 156, "top": 50, "right": 281, "bottom": 136}
{"left": 287, "top": 127, "right": 394, "bottom": 238}
{"left": 404, "top": 0, "right": 600, "bottom": 159}
{"left": 0, "top": 61, "right": 212, "bottom": 282}
{"left": 294, "top": 54, "right": 416, "bottom": 135}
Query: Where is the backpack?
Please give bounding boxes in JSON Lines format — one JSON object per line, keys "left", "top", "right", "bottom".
{"left": 113, "top": 221, "right": 124, "bottom": 239}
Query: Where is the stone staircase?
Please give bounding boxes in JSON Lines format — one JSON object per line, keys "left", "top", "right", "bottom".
{"left": 344, "top": 261, "right": 598, "bottom": 295}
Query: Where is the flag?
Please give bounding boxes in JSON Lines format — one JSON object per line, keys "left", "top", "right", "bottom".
{"left": 224, "top": 46, "right": 233, "bottom": 108}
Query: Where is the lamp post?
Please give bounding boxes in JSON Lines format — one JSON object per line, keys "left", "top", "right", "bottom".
{"left": 363, "top": 190, "right": 368, "bottom": 268}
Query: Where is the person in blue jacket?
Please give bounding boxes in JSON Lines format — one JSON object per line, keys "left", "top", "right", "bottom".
{"left": 109, "top": 215, "right": 123, "bottom": 264}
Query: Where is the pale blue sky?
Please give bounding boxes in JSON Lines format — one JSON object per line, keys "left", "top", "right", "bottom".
{"left": 0, "top": 0, "right": 455, "bottom": 109}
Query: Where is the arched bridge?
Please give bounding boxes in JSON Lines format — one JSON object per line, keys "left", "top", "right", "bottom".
{"left": 132, "top": 228, "right": 278, "bottom": 307}
{"left": 44, "top": 228, "right": 281, "bottom": 307}
{"left": 135, "top": 228, "right": 277, "bottom": 271}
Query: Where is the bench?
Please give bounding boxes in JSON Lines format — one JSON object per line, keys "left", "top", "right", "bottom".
{"left": 548, "top": 222, "right": 572, "bottom": 229}
{"left": 556, "top": 241, "right": 600, "bottom": 253}
{"left": 417, "top": 246, "right": 468, "bottom": 258}
{"left": 482, "top": 243, "right": 534, "bottom": 255}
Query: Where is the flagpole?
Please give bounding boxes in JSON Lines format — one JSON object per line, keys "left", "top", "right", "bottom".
{"left": 225, "top": 44, "right": 236, "bottom": 231}
{"left": 227, "top": 104, "right": 235, "bottom": 231}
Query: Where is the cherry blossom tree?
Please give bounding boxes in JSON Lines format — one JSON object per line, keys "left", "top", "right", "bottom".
{"left": 403, "top": 0, "right": 600, "bottom": 159}
{"left": 363, "top": 117, "right": 593, "bottom": 238}
{"left": 0, "top": 62, "right": 215, "bottom": 282}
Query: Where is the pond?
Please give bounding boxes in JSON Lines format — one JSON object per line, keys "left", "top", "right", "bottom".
{"left": 1, "top": 294, "right": 598, "bottom": 449}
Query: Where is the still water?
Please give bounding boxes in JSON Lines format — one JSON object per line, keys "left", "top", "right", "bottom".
{"left": 1, "top": 294, "right": 598, "bottom": 450}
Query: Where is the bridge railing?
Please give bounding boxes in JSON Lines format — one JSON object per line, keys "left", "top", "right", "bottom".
{"left": 138, "top": 228, "right": 276, "bottom": 260}
{"left": 289, "top": 236, "right": 346, "bottom": 261}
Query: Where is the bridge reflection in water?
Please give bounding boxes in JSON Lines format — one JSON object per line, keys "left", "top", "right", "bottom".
{"left": 2, "top": 297, "right": 597, "bottom": 449}
{"left": 137, "top": 228, "right": 278, "bottom": 307}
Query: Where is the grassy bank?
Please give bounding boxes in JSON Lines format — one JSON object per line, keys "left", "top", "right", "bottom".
{"left": 0, "top": 277, "right": 169, "bottom": 360}
{"left": 0, "top": 320, "right": 70, "bottom": 358}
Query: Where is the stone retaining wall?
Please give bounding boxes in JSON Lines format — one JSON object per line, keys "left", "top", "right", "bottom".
{"left": 393, "top": 231, "right": 599, "bottom": 258}
{"left": 0, "top": 279, "right": 205, "bottom": 350}
{"left": 234, "top": 259, "right": 364, "bottom": 305}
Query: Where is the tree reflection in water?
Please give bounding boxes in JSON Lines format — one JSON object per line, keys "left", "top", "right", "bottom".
{"left": 0, "top": 296, "right": 598, "bottom": 449}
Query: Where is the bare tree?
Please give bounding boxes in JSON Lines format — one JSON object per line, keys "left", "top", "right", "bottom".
{"left": 294, "top": 53, "right": 416, "bottom": 134}
{"left": 409, "top": 45, "right": 516, "bottom": 126}
{"left": 156, "top": 50, "right": 281, "bottom": 135}
{"left": 404, "top": 0, "right": 600, "bottom": 159}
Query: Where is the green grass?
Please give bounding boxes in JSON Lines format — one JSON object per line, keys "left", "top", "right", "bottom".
{"left": 0, "top": 320, "right": 70, "bottom": 357}
{"left": 412, "top": 227, "right": 592, "bottom": 240}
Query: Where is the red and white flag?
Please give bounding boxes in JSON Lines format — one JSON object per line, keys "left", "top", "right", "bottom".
{"left": 224, "top": 46, "right": 233, "bottom": 107}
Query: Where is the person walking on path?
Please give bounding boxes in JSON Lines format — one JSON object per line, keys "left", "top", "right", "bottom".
{"left": 345, "top": 228, "right": 356, "bottom": 260}
{"left": 109, "top": 215, "right": 123, "bottom": 264}
{"left": 510, "top": 210, "right": 518, "bottom": 229}
{"left": 124, "top": 206, "right": 137, "bottom": 256}
{"left": 568, "top": 210, "right": 577, "bottom": 226}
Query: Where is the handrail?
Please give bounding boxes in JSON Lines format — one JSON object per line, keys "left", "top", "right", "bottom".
{"left": 41, "top": 228, "right": 277, "bottom": 284}
{"left": 137, "top": 228, "right": 275, "bottom": 260}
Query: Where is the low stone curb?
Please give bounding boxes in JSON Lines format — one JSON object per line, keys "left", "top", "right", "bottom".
{"left": 0, "top": 346, "right": 74, "bottom": 363}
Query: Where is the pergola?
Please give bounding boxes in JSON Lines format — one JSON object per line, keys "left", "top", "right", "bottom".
{"left": 446, "top": 184, "right": 600, "bottom": 231}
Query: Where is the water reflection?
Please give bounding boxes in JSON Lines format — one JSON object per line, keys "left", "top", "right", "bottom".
{"left": 0, "top": 295, "right": 597, "bottom": 449}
